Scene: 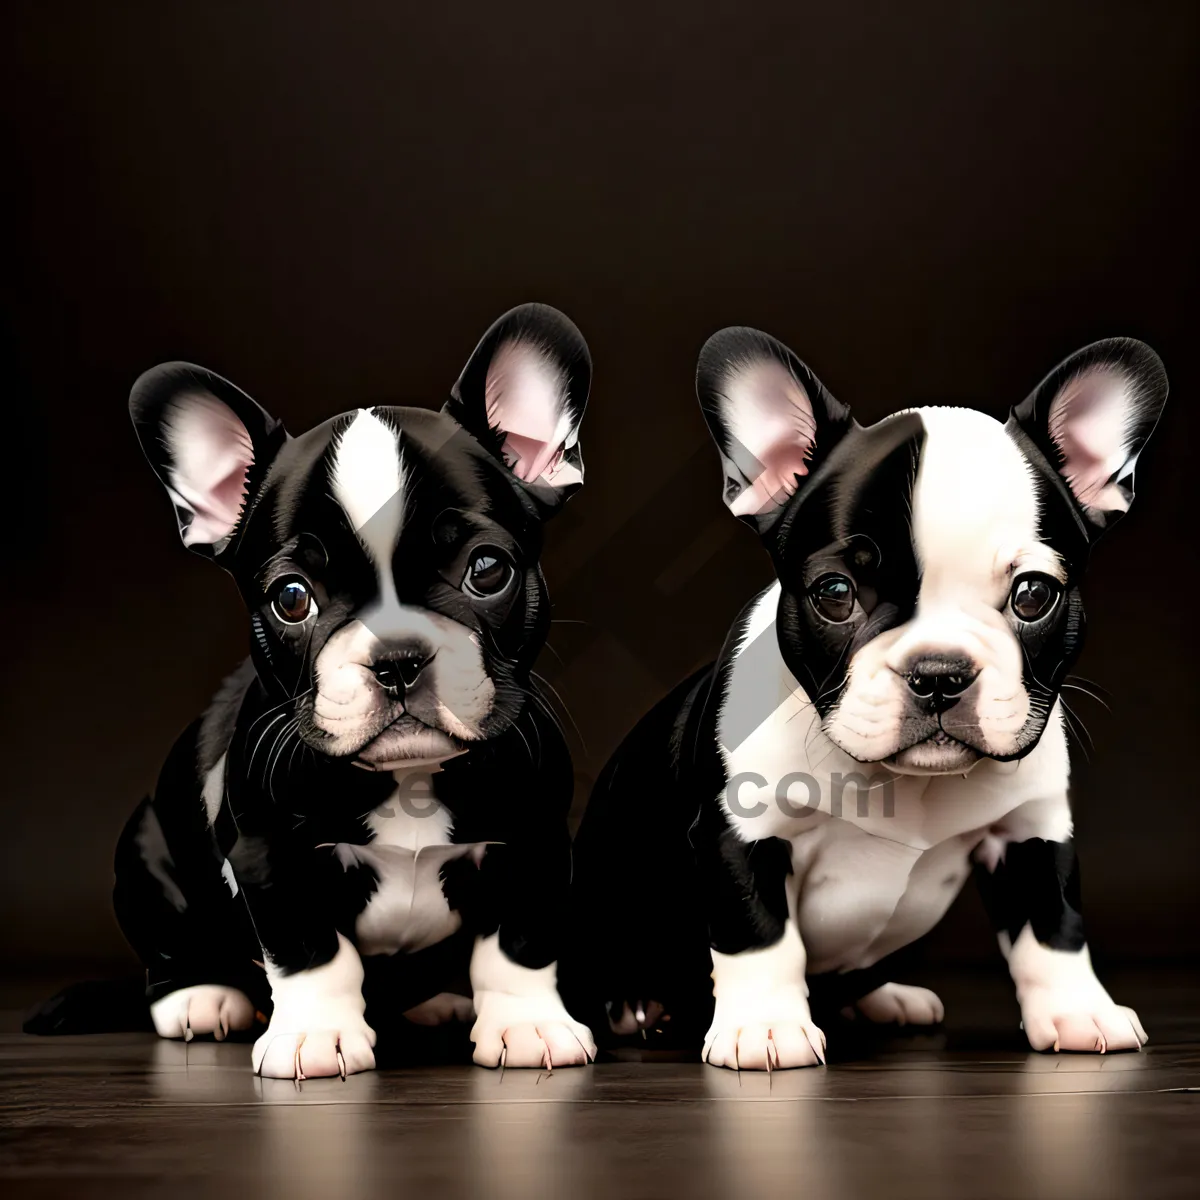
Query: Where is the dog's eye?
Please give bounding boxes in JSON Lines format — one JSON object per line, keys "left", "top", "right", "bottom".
{"left": 1010, "top": 574, "right": 1061, "bottom": 622}
{"left": 808, "top": 573, "right": 856, "bottom": 623}
{"left": 464, "top": 547, "right": 514, "bottom": 598}
{"left": 272, "top": 577, "right": 315, "bottom": 624}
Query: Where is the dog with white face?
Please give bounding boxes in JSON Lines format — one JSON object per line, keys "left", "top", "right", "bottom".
{"left": 567, "top": 330, "right": 1166, "bottom": 1068}
{"left": 87, "top": 304, "right": 597, "bottom": 1077}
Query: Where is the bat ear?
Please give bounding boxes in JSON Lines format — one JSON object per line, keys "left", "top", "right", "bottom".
{"left": 444, "top": 303, "right": 591, "bottom": 514}
{"left": 696, "top": 327, "right": 854, "bottom": 533}
{"left": 1007, "top": 339, "right": 1167, "bottom": 539}
{"left": 129, "top": 363, "right": 287, "bottom": 558}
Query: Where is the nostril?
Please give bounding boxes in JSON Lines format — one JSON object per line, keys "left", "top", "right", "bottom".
{"left": 902, "top": 658, "right": 980, "bottom": 701}
{"left": 941, "top": 671, "right": 978, "bottom": 697}
{"left": 907, "top": 674, "right": 936, "bottom": 698}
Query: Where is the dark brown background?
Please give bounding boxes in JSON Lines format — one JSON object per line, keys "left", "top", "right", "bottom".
{"left": 2, "top": 1, "right": 1196, "bottom": 976}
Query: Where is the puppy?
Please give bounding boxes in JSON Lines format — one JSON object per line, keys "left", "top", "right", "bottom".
{"left": 568, "top": 331, "right": 1166, "bottom": 1068}
{"left": 113, "top": 303, "right": 596, "bottom": 1077}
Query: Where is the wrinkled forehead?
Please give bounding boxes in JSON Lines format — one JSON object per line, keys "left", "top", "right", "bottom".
{"left": 247, "top": 407, "right": 524, "bottom": 563}
{"left": 910, "top": 407, "right": 1056, "bottom": 600}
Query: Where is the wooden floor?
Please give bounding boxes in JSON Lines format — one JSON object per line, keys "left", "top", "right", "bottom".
{"left": 2, "top": 968, "right": 1198, "bottom": 1199}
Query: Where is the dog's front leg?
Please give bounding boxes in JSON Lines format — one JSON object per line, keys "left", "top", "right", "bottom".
{"left": 229, "top": 835, "right": 376, "bottom": 1078}
{"left": 466, "top": 824, "right": 596, "bottom": 1069}
{"left": 699, "top": 822, "right": 825, "bottom": 1070}
{"left": 469, "top": 933, "right": 596, "bottom": 1069}
{"left": 974, "top": 822, "right": 1147, "bottom": 1054}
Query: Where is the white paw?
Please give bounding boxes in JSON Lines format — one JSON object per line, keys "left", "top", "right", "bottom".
{"left": 470, "top": 992, "right": 596, "bottom": 1069}
{"left": 253, "top": 933, "right": 376, "bottom": 1078}
{"left": 150, "top": 985, "right": 257, "bottom": 1041}
{"left": 1020, "top": 990, "right": 1147, "bottom": 1053}
{"left": 854, "top": 982, "right": 945, "bottom": 1026}
{"left": 703, "top": 1014, "right": 827, "bottom": 1070}
{"left": 252, "top": 1020, "right": 377, "bottom": 1079}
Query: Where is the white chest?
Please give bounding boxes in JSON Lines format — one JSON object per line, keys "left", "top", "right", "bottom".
{"left": 790, "top": 822, "right": 976, "bottom": 973}
{"left": 347, "top": 776, "right": 467, "bottom": 957}
{"left": 716, "top": 643, "right": 1073, "bottom": 973}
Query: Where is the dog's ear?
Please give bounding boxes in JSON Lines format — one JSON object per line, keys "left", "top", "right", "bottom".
{"left": 444, "top": 303, "right": 591, "bottom": 514}
{"left": 129, "top": 363, "right": 288, "bottom": 559}
{"left": 697, "top": 328, "right": 854, "bottom": 533}
{"left": 1007, "top": 339, "right": 1168, "bottom": 538}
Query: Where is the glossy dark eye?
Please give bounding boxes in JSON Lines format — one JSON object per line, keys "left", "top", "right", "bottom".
{"left": 464, "top": 547, "right": 514, "bottom": 598}
{"left": 1010, "top": 573, "right": 1061, "bottom": 622}
{"left": 808, "top": 573, "right": 856, "bottom": 623}
{"left": 272, "top": 577, "right": 314, "bottom": 624}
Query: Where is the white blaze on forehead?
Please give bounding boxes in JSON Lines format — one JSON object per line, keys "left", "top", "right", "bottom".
{"left": 330, "top": 409, "right": 406, "bottom": 578}
{"left": 911, "top": 408, "right": 1042, "bottom": 606}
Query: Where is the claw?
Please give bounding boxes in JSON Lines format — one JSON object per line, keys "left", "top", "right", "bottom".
{"left": 802, "top": 1026, "right": 826, "bottom": 1066}
{"left": 337, "top": 1046, "right": 347, "bottom": 1081}
{"left": 294, "top": 1033, "right": 306, "bottom": 1083}
{"left": 184, "top": 1010, "right": 194, "bottom": 1043}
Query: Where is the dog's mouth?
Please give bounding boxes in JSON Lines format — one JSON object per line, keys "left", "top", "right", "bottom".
{"left": 885, "top": 729, "right": 980, "bottom": 776}
{"left": 352, "top": 713, "right": 467, "bottom": 772}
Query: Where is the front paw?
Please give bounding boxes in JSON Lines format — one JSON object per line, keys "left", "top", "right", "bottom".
{"left": 471, "top": 993, "right": 596, "bottom": 1069}
{"left": 1019, "top": 990, "right": 1147, "bottom": 1053}
{"left": 252, "top": 1017, "right": 377, "bottom": 1079}
{"left": 703, "top": 1011, "right": 827, "bottom": 1070}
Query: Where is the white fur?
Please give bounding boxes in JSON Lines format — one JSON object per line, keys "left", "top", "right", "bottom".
{"left": 253, "top": 932, "right": 376, "bottom": 1078}
{"left": 330, "top": 408, "right": 406, "bottom": 592}
{"left": 468, "top": 932, "right": 596, "bottom": 1069}
{"left": 352, "top": 772, "right": 467, "bottom": 955}
{"left": 150, "top": 983, "right": 256, "bottom": 1041}
{"left": 311, "top": 606, "right": 495, "bottom": 756}
{"left": 704, "top": 919, "right": 826, "bottom": 1069}
{"left": 713, "top": 555, "right": 1145, "bottom": 1061}
{"left": 827, "top": 407, "right": 1064, "bottom": 763}
{"left": 720, "top": 584, "right": 1074, "bottom": 973}
{"left": 854, "top": 982, "right": 945, "bottom": 1025}
{"left": 1003, "top": 925, "right": 1146, "bottom": 1052}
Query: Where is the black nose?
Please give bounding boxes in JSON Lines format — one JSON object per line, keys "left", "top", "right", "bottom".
{"left": 370, "top": 647, "right": 434, "bottom": 693}
{"left": 903, "top": 656, "right": 979, "bottom": 713}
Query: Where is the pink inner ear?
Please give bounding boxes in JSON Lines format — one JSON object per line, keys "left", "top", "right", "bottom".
{"left": 165, "top": 392, "right": 256, "bottom": 546}
{"left": 721, "top": 359, "right": 817, "bottom": 516}
{"left": 1047, "top": 368, "right": 1134, "bottom": 513}
{"left": 483, "top": 340, "right": 575, "bottom": 485}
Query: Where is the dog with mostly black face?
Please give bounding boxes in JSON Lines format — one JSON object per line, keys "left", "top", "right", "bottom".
{"left": 567, "top": 331, "right": 1166, "bottom": 1068}
{"left": 101, "top": 304, "right": 596, "bottom": 1078}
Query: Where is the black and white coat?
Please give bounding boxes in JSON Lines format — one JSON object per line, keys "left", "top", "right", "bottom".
{"left": 568, "top": 331, "right": 1166, "bottom": 1068}
{"left": 114, "top": 304, "right": 597, "bottom": 1077}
